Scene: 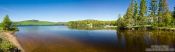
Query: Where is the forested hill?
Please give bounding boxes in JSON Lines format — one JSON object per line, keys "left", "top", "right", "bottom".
{"left": 14, "top": 19, "right": 116, "bottom": 26}
{"left": 68, "top": 19, "right": 116, "bottom": 27}
{"left": 15, "top": 20, "right": 67, "bottom": 26}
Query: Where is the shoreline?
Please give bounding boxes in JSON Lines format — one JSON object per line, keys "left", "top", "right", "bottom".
{"left": 1, "top": 31, "right": 25, "bottom": 52}
{"left": 117, "top": 26, "right": 175, "bottom": 31}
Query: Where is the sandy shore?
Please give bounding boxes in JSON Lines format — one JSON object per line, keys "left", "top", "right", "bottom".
{"left": 1, "top": 32, "right": 25, "bottom": 52}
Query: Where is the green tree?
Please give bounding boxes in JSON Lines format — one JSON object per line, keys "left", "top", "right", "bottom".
{"left": 1, "top": 15, "right": 18, "bottom": 31}
{"left": 117, "top": 15, "right": 126, "bottom": 27}
{"left": 173, "top": 6, "right": 175, "bottom": 27}
{"left": 133, "top": 0, "right": 139, "bottom": 26}
{"left": 173, "top": 6, "right": 175, "bottom": 18}
{"left": 123, "top": 0, "right": 135, "bottom": 27}
{"left": 2, "top": 15, "right": 12, "bottom": 31}
{"left": 158, "top": 0, "right": 172, "bottom": 27}
{"left": 139, "top": 0, "right": 147, "bottom": 25}
{"left": 149, "top": 0, "right": 158, "bottom": 25}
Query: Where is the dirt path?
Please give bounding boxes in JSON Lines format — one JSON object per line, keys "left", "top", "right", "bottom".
{"left": 2, "top": 32, "right": 25, "bottom": 52}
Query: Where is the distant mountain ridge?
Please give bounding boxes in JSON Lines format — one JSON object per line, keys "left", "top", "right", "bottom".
{"left": 15, "top": 20, "right": 67, "bottom": 26}
{"left": 14, "top": 19, "right": 115, "bottom": 26}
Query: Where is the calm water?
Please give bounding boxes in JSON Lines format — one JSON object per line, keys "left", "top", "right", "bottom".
{"left": 16, "top": 26, "right": 175, "bottom": 52}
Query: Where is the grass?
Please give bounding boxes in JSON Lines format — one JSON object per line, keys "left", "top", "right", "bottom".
{"left": 0, "top": 24, "right": 2, "bottom": 30}
{"left": 0, "top": 27, "right": 2, "bottom": 30}
{"left": 0, "top": 34, "right": 15, "bottom": 52}
{"left": 0, "top": 27, "right": 17, "bottom": 52}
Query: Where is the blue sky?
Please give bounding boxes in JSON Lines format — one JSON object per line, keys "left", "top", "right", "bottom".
{"left": 0, "top": 0, "right": 174, "bottom": 22}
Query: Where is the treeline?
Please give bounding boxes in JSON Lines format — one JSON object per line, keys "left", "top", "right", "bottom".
{"left": 15, "top": 20, "right": 67, "bottom": 26}
{"left": 68, "top": 19, "right": 116, "bottom": 27}
{"left": 117, "top": 0, "right": 175, "bottom": 29}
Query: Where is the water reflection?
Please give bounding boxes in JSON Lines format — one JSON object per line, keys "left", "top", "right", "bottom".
{"left": 16, "top": 26, "right": 175, "bottom": 52}
{"left": 116, "top": 30, "right": 175, "bottom": 52}
{"left": 16, "top": 26, "right": 118, "bottom": 52}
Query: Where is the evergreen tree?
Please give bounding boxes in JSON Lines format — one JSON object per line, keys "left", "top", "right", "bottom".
{"left": 123, "top": 0, "right": 135, "bottom": 27}
{"left": 139, "top": 0, "right": 147, "bottom": 25}
{"left": 173, "top": 6, "right": 175, "bottom": 27}
{"left": 2, "top": 15, "right": 12, "bottom": 31}
{"left": 149, "top": 0, "right": 158, "bottom": 25}
{"left": 133, "top": 0, "right": 139, "bottom": 26}
{"left": 173, "top": 6, "right": 175, "bottom": 18}
{"left": 1, "top": 15, "right": 18, "bottom": 31}
{"left": 158, "top": 0, "right": 172, "bottom": 27}
{"left": 117, "top": 15, "right": 126, "bottom": 27}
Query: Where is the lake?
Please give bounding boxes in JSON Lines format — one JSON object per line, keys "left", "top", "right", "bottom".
{"left": 16, "top": 26, "right": 175, "bottom": 52}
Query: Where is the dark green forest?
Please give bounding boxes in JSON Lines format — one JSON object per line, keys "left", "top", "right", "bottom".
{"left": 68, "top": 20, "right": 116, "bottom": 27}
{"left": 117, "top": 0, "right": 175, "bottom": 30}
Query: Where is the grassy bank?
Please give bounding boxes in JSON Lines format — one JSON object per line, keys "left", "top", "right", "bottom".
{"left": 0, "top": 27, "right": 2, "bottom": 30}
{"left": 0, "top": 33, "right": 16, "bottom": 52}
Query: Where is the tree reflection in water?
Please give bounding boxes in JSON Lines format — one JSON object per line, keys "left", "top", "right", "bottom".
{"left": 116, "top": 30, "right": 175, "bottom": 52}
